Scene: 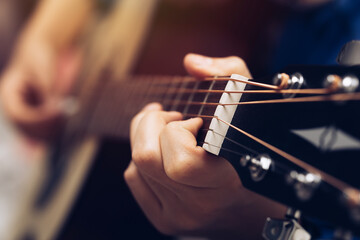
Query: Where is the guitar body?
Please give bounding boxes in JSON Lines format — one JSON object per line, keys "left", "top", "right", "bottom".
{"left": 0, "top": 1, "right": 158, "bottom": 239}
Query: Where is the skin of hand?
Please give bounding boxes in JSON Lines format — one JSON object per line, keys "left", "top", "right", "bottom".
{"left": 126, "top": 54, "right": 286, "bottom": 239}
{"left": 0, "top": 0, "right": 93, "bottom": 140}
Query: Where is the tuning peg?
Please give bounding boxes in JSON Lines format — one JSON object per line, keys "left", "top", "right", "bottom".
{"left": 263, "top": 208, "right": 311, "bottom": 240}
{"left": 324, "top": 75, "right": 359, "bottom": 93}
{"left": 273, "top": 72, "right": 305, "bottom": 98}
{"left": 240, "top": 154, "right": 272, "bottom": 182}
{"left": 286, "top": 171, "right": 321, "bottom": 201}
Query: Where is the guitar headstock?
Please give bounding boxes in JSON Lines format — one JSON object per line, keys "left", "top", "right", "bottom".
{"left": 200, "top": 65, "right": 360, "bottom": 235}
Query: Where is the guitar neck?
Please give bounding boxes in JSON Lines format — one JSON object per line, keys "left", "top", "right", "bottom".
{"left": 67, "top": 74, "right": 227, "bottom": 140}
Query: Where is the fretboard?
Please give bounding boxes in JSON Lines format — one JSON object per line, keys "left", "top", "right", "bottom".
{"left": 61, "top": 73, "right": 248, "bottom": 157}
{"left": 79, "top": 75, "right": 224, "bottom": 139}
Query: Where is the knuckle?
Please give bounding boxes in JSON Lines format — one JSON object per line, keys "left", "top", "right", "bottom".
{"left": 146, "top": 110, "right": 161, "bottom": 120}
{"left": 166, "top": 121, "right": 180, "bottom": 131}
{"left": 229, "top": 55, "right": 246, "bottom": 67}
{"left": 165, "top": 153, "right": 194, "bottom": 183}
{"left": 123, "top": 166, "right": 135, "bottom": 183}
{"left": 161, "top": 121, "right": 181, "bottom": 140}
{"left": 131, "top": 145, "right": 159, "bottom": 169}
{"left": 130, "top": 112, "right": 143, "bottom": 126}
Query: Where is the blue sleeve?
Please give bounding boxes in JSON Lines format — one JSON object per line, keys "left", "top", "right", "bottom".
{"left": 271, "top": 0, "right": 360, "bottom": 72}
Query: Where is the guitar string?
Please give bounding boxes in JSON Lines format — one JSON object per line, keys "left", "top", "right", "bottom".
{"left": 184, "top": 113, "right": 360, "bottom": 198}
{"left": 163, "top": 92, "right": 360, "bottom": 107}
{"left": 147, "top": 88, "right": 332, "bottom": 95}
{"left": 199, "top": 131, "right": 297, "bottom": 175}
{"left": 200, "top": 128, "right": 259, "bottom": 155}
{"left": 131, "top": 76, "right": 280, "bottom": 90}
{"left": 198, "top": 141, "right": 245, "bottom": 156}
{"left": 91, "top": 77, "right": 358, "bottom": 192}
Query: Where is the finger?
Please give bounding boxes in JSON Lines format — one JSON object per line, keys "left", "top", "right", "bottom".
{"left": 131, "top": 110, "right": 182, "bottom": 178}
{"left": 0, "top": 68, "right": 61, "bottom": 125}
{"left": 124, "top": 161, "right": 162, "bottom": 220}
{"left": 54, "top": 48, "right": 83, "bottom": 96}
{"left": 125, "top": 161, "right": 183, "bottom": 235}
{"left": 130, "top": 103, "right": 163, "bottom": 146}
{"left": 161, "top": 118, "right": 239, "bottom": 188}
{"left": 183, "top": 53, "right": 252, "bottom": 78}
{"left": 0, "top": 48, "right": 83, "bottom": 140}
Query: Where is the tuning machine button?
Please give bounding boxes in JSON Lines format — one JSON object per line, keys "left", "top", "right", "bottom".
{"left": 263, "top": 208, "right": 311, "bottom": 240}
{"left": 273, "top": 72, "right": 305, "bottom": 98}
{"left": 324, "top": 74, "right": 359, "bottom": 93}
{"left": 286, "top": 171, "right": 321, "bottom": 201}
{"left": 240, "top": 154, "right": 272, "bottom": 182}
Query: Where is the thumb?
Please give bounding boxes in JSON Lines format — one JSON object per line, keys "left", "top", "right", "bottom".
{"left": 178, "top": 117, "right": 203, "bottom": 136}
{"left": 183, "top": 53, "right": 252, "bottom": 78}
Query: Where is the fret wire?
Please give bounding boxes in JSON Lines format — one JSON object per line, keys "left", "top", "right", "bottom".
{"left": 88, "top": 80, "right": 124, "bottom": 136}
{"left": 138, "top": 76, "right": 157, "bottom": 108}
{"left": 198, "top": 79, "right": 216, "bottom": 115}
{"left": 162, "top": 77, "right": 182, "bottom": 111}
{"left": 79, "top": 72, "right": 114, "bottom": 135}
{"left": 170, "top": 76, "right": 190, "bottom": 111}
{"left": 156, "top": 76, "right": 173, "bottom": 105}
{"left": 183, "top": 81, "right": 200, "bottom": 115}
{"left": 120, "top": 78, "right": 145, "bottom": 128}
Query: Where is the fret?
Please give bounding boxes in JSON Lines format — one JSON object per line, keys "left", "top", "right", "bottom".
{"left": 122, "top": 77, "right": 147, "bottom": 121}
{"left": 72, "top": 71, "right": 114, "bottom": 136}
{"left": 135, "top": 76, "right": 156, "bottom": 109}
{"left": 182, "top": 81, "right": 200, "bottom": 115}
{"left": 86, "top": 79, "right": 126, "bottom": 137}
{"left": 184, "top": 80, "right": 211, "bottom": 117}
{"left": 151, "top": 76, "right": 172, "bottom": 107}
{"left": 169, "top": 76, "right": 188, "bottom": 112}
{"left": 162, "top": 77, "right": 182, "bottom": 111}
{"left": 198, "top": 80, "right": 216, "bottom": 116}
{"left": 67, "top": 75, "right": 239, "bottom": 140}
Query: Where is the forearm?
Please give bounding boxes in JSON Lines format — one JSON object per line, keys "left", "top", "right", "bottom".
{"left": 20, "top": 0, "right": 95, "bottom": 51}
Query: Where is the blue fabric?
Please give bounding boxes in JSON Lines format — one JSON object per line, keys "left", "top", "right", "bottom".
{"left": 271, "top": 0, "right": 360, "bottom": 72}
{"left": 304, "top": 217, "right": 360, "bottom": 239}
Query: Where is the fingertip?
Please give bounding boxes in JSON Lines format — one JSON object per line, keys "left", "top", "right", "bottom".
{"left": 165, "top": 111, "right": 183, "bottom": 122}
{"left": 184, "top": 53, "right": 214, "bottom": 77}
{"left": 181, "top": 117, "right": 203, "bottom": 135}
{"left": 186, "top": 117, "right": 203, "bottom": 125}
{"left": 143, "top": 102, "right": 162, "bottom": 111}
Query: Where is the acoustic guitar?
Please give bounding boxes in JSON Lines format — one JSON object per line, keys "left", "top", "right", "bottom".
{"left": 1, "top": 2, "right": 359, "bottom": 238}
{"left": 33, "top": 52, "right": 359, "bottom": 240}
{"left": 2, "top": 60, "right": 360, "bottom": 239}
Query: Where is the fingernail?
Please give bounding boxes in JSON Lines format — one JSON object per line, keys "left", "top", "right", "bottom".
{"left": 144, "top": 103, "right": 162, "bottom": 111}
{"left": 189, "top": 54, "right": 213, "bottom": 66}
